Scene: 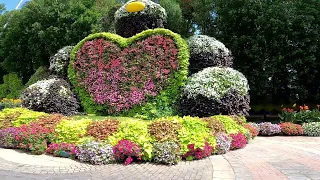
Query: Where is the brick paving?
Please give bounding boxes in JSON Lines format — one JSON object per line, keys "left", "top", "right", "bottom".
{"left": 0, "top": 136, "right": 319, "bottom": 180}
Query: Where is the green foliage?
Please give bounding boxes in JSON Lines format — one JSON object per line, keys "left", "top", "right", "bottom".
{"left": 302, "top": 122, "right": 320, "bottom": 137}
{"left": 55, "top": 119, "right": 91, "bottom": 144}
{"left": 69, "top": 28, "right": 189, "bottom": 119}
{"left": 159, "top": 0, "right": 186, "bottom": 36}
{"left": 0, "top": 0, "right": 102, "bottom": 81}
{"left": 25, "top": 66, "right": 50, "bottom": 87}
{"left": 0, "top": 108, "right": 48, "bottom": 128}
{"left": 209, "top": 0, "right": 320, "bottom": 105}
{"left": 148, "top": 120, "right": 181, "bottom": 142}
{"left": 280, "top": 109, "right": 320, "bottom": 124}
{"left": 160, "top": 116, "right": 216, "bottom": 154}
{"left": 0, "top": 73, "right": 24, "bottom": 99}
{"left": 213, "top": 115, "right": 248, "bottom": 135}
{"left": 107, "top": 119, "right": 154, "bottom": 161}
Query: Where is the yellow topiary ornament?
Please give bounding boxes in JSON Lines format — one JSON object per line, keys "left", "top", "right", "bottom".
{"left": 125, "top": 1, "right": 146, "bottom": 12}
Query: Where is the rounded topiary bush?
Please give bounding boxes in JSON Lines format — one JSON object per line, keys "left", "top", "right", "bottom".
{"left": 302, "top": 122, "right": 320, "bottom": 136}
{"left": 21, "top": 78, "right": 80, "bottom": 116}
{"left": 115, "top": 0, "right": 167, "bottom": 37}
{"left": 187, "top": 35, "right": 233, "bottom": 74}
{"left": 49, "top": 46, "right": 74, "bottom": 77}
{"left": 179, "top": 67, "right": 250, "bottom": 117}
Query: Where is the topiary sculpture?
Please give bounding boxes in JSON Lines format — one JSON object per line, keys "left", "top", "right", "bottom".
{"left": 179, "top": 67, "right": 250, "bottom": 117}
{"left": 114, "top": 0, "right": 167, "bottom": 37}
{"left": 187, "top": 35, "right": 233, "bottom": 75}
{"left": 49, "top": 46, "right": 74, "bottom": 78}
{"left": 21, "top": 78, "right": 80, "bottom": 116}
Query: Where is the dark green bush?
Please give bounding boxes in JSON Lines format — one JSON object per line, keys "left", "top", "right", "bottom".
{"left": 0, "top": 73, "right": 24, "bottom": 99}
{"left": 25, "top": 66, "right": 51, "bottom": 87}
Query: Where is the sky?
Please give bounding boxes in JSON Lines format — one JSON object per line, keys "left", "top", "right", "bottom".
{"left": 0, "top": 0, "right": 29, "bottom": 11}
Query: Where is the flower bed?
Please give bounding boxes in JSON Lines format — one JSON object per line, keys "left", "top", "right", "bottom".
{"left": 0, "top": 108, "right": 254, "bottom": 165}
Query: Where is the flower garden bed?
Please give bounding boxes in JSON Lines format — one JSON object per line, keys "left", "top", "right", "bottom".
{"left": 0, "top": 108, "right": 318, "bottom": 166}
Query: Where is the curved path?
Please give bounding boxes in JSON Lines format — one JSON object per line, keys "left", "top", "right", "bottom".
{"left": 0, "top": 136, "right": 319, "bottom": 180}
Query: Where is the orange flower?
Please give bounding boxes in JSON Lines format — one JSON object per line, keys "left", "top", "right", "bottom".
{"left": 303, "top": 105, "right": 309, "bottom": 110}
{"left": 287, "top": 108, "right": 294, "bottom": 113}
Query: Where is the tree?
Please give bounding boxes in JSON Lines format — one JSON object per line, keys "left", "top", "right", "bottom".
{"left": 0, "top": 0, "right": 101, "bottom": 83}
{"left": 206, "top": 0, "right": 320, "bottom": 105}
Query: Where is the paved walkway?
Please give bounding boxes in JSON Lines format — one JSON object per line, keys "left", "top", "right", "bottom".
{"left": 0, "top": 136, "right": 319, "bottom": 180}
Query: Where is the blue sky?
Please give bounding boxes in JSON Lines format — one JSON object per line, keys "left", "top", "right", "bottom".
{"left": 0, "top": 0, "right": 29, "bottom": 11}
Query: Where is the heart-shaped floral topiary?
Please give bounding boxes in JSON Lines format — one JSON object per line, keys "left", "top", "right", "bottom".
{"left": 68, "top": 28, "right": 189, "bottom": 119}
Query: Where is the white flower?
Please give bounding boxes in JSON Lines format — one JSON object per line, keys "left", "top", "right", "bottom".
{"left": 183, "top": 67, "right": 249, "bottom": 100}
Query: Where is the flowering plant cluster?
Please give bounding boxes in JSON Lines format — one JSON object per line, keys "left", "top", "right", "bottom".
{"left": 302, "top": 122, "right": 320, "bottom": 136}
{"left": 46, "top": 143, "right": 78, "bottom": 158}
{"left": 22, "top": 78, "right": 80, "bottom": 116}
{"left": 0, "top": 127, "right": 19, "bottom": 148}
{"left": 230, "top": 132, "right": 247, "bottom": 150}
{"left": 74, "top": 35, "right": 178, "bottom": 114}
{"left": 247, "top": 122, "right": 260, "bottom": 132}
{"left": 279, "top": 122, "right": 303, "bottom": 136}
{"left": 182, "top": 142, "right": 214, "bottom": 160}
{"left": 187, "top": 35, "right": 233, "bottom": 74}
{"left": 69, "top": 29, "right": 189, "bottom": 119}
{"left": 180, "top": 67, "right": 250, "bottom": 117}
{"left": 112, "top": 140, "right": 142, "bottom": 165}
{"left": 152, "top": 141, "right": 180, "bottom": 165}
{"left": 244, "top": 124, "right": 259, "bottom": 138}
{"left": 215, "top": 133, "right": 231, "bottom": 155}
{"left": 259, "top": 122, "right": 281, "bottom": 136}
{"left": 49, "top": 46, "right": 74, "bottom": 77}
{"left": 279, "top": 104, "right": 320, "bottom": 124}
{"left": 15, "top": 123, "right": 56, "bottom": 154}
{"left": 77, "top": 141, "right": 114, "bottom": 165}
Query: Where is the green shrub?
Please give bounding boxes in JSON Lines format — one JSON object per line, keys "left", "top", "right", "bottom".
{"left": 55, "top": 119, "right": 91, "bottom": 144}
{"left": 0, "top": 73, "right": 24, "bottom": 99}
{"left": 69, "top": 28, "right": 189, "bottom": 119}
{"left": 302, "top": 122, "right": 320, "bottom": 136}
{"left": 161, "top": 116, "right": 216, "bottom": 154}
{"left": 25, "top": 66, "right": 50, "bottom": 87}
{"left": 280, "top": 107, "right": 320, "bottom": 124}
{"left": 0, "top": 108, "right": 48, "bottom": 128}
{"left": 213, "top": 115, "right": 248, "bottom": 135}
{"left": 201, "top": 117, "right": 226, "bottom": 135}
{"left": 148, "top": 120, "right": 181, "bottom": 141}
{"left": 107, "top": 119, "right": 154, "bottom": 161}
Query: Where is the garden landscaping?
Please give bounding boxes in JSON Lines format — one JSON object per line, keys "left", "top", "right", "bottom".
{"left": 0, "top": 1, "right": 319, "bottom": 178}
